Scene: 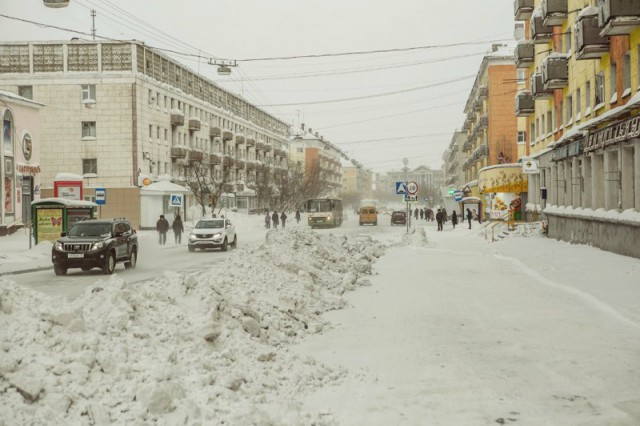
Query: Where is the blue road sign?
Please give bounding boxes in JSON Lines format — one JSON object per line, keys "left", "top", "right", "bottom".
{"left": 170, "top": 194, "right": 183, "bottom": 207}
{"left": 95, "top": 188, "right": 106, "bottom": 205}
{"left": 454, "top": 190, "right": 462, "bottom": 202}
{"left": 395, "top": 181, "right": 407, "bottom": 195}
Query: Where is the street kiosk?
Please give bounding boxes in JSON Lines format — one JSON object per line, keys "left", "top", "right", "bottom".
{"left": 31, "top": 198, "right": 97, "bottom": 245}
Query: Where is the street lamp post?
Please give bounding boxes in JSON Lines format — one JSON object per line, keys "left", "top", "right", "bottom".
{"left": 402, "top": 157, "right": 409, "bottom": 234}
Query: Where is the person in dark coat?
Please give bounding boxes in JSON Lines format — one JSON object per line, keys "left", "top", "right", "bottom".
{"left": 280, "top": 211, "right": 287, "bottom": 229}
{"left": 265, "top": 211, "right": 271, "bottom": 229}
{"left": 442, "top": 209, "right": 448, "bottom": 223}
{"left": 272, "top": 211, "right": 279, "bottom": 229}
{"left": 414, "top": 208, "right": 419, "bottom": 220}
{"left": 451, "top": 211, "right": 458, "bottom": 229}
{"left": 156, "top": 214, "right": 169, "bottom": 245}
{"left": 295, "top": 209, "right": 301, "bottom": 223}
{"left": 466, "top": 208, "right": 473, "bottom": 229}
{"left": 172, "top": 214, "right": 184, "bottom": 244}
{"left": 420, "top": 208, "right": 424, "bottom": 220}
{"left": 436, "top": 209, "right": 443, "bottom": 231}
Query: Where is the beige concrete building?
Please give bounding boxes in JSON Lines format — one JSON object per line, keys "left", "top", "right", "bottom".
{"left": 0, "top": 40, "right": 289, "bottom": 228}
{"left": 341, "top": 161, "right": 373, "bottom": 199}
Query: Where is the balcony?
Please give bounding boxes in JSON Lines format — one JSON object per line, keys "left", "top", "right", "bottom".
{"left": 463, "top": 119, "right": 471, "bottom": 131}
{"left": 478, "top": 115, "right": 488, "bottom": 129}
{"left": 235, "top": 159, "right": 245, "bottom": 169}
{"left": 263, "top": 143, "right": 272, "bottom": 152}
{"left": 598, "top": 0, "right": 640, "bottom": 36}
{"left": 210, "top": 126, "right": 221, "bottom": 138}
{"left": 474, "top": 98, "right": 483, "bottom": 112}
{"left": 531, "top": 73, "right": 554, "bottom": 98}
{"left": 170, "top": 146, "right": 187, "bottom": 158}
{"left": 222, "top": 130, "right": 233, "bottom": 142}
{"left": 542, "top": 54, "right": 568, "bottom": 89}
{"left": 541, "top": 0, "right": 567, "bottom": 27}
{"left": 209, "top": 153, "right": 221, "bottom": 165}
{"left": 188, "top": 150, "right": 203, "bottom": 163}
{"left": 515, "top": 91, "right": 535, "bottom": 116}
{"left": 170, "top": 110, "right": 184, "bottom": 126}
{"left": 478, "top": 86, "right": 488, "bottom": 100}
{"left": 576, "top": 8, "right": 610, "bottom": 60}
{"left": 188, "top": 117, "right": 201, "bottom": 131}
{"left": 530, "top": 8, "right": 553, "bottom": 43}
{"left": 514, "top": 0, "right": 534, "bottom": 21}
{"left": 515, "top": 40, "right": 535, "bottom": 68}
{"left": 246, "top": 137, "right": 255, "bottom": 147}
{"left": 235, "top": 135, "right": 245, "bottom": 144}
{"left": 255, "top": 141, "right": 265, "bottom": 151}
{"left": 467, "top": 111, "right": 476, "bottom": 122}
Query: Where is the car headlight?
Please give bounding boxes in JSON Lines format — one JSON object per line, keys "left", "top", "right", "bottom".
{"left": 54, "top": 242, "right": 63, "bottom": 251}
{"left": 212, "top": 233, "right": 222, "bottom": 240}
{"left": 91, "top": 241, "right": 105, "bottom": 251}
{"left": 189, "top": 234, "right": 196, "bottom": 240}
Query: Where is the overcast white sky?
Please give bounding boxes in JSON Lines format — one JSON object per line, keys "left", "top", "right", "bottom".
{"left": 0, "top": 0, "right": 515, "bottom": 173}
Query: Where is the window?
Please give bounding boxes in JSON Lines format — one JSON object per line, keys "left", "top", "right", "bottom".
{"left": 595, "top": 73, "right": 605, "bottom": 106}
{"left": 622, "top": 52, "right": 631, "bottom": 95}
{"left": 81, "top": 84, "right": 96, "bottom": 101}
{"left": 586, "top": 81, "right": 592, "bottom": 112}
{"left": 566, "top": 95, "right": 573, "bottom": 124}
{"left": 563, "top": 30, "right": 572, "bottom": 54}
{"left": 156, "top": 92, "right": 160, "bottom": 107}
{"left": 164, "top": 129, "right": 168, "bottom": 143}
{"left": 82, "top": 159, "right": 97, "bottom": 175}
{"left": 557, "top": 100, "right": 563, "bottom": 129}
{"left": 530, "top": 123, "right": 535, "bottom": 146}
{"left": 297, "top": 147, "right": 304, "bottom": 153}
{"left": 541, "top": 116, "right": 545, "bottom": 137}
{"left": 517, "top": 69, "right": 526, "bottom": 83}
{"left": 157, "top": 126, "right": 161, "bottom": 140}
{"left": 164, "top": 95, "right": 168, "bottom": 109}
{"left": 547, "top": 111, "right": 552, "bottom": 134}
{"left": 148, "top": 89, "right": 154, "bottom": 105}
{"left": 575, "top": 88, "right": 581, "bottom": 118}
{"left": 18, "top": 85, "right": 33, "bottom": 100}
{"left": 149, "top": 125, "right": 153, "bottom": 139}
{"left": 517, "top": 131, "right": 526, "bottom": 144}
{"left": 610, "top": 63, "right": 617, "bottom": 103}
{"left": 535, "top": 118, "right": 540, "bottom": 141}
{"left": 82, "top": 121, "right": 96, "bottom": 138}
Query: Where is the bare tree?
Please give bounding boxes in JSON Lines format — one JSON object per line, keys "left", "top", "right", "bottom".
{"left": 184, "top": 156, "right": 232, "bottom": 216}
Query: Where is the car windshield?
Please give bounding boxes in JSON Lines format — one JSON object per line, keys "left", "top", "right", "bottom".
{"left": 195, "top": 219, "right": 224, "bottom": 229}
{"left": 68, "top": 223, "right": 112, "bottom": 237}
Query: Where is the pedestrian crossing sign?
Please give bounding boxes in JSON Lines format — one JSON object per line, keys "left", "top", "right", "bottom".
{"left": 170, "top": 194, "right": 183, "bottom": 207}
{"left": 395, "top": 181, "right": 407, "bottom": 195}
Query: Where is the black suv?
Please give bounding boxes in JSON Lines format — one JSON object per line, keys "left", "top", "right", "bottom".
{"left": 52, "top": 218, "right": 138, "bottom": 275}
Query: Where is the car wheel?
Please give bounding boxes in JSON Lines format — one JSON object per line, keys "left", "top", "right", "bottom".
{"left": 125, "top": 248, "right": 137, "bottom": 269}
{"left": 188, "top": 245, "right": 195, "bottom": 252}
{"left": 102, "top": 251, "right": 116, "bottom": 275}
{"left": 221, "top": 238, "right": 228, "bottom": 252}
{"left": 231, "top": 234, "right": 237, "bottom": 248}
{"left": 54, "top": 265, "right": 67, "bottom": 276}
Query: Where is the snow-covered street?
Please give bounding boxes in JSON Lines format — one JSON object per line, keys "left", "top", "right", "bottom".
{"left": 2, "top": 215, "right": 640, "bottom": 425}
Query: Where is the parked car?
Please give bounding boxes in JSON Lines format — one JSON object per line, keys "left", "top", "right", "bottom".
{"left": 51, "top": 218, "right": 138, "bottom": 275}
{"left": 359, "top": 206, "right": 378, "bottom": 226}
{"left": 391, "top": 211, "right": 407, "bottom": 225}
{"left": 188, "top": 218, "right": 237, "bottom": 252}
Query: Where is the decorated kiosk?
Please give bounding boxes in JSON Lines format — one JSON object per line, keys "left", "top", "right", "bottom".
{"left": 31, "top": 198, "right": 97, "bottom": 244}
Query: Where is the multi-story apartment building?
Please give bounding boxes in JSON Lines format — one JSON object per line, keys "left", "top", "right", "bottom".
{"left": 514, "top": 0, "right": 640, "bottom": 258}
{"left": 442, "top": 131, "right": 468, "bottom": 187}
{"left": 0, "top": 90, "right": 43, "bottom": 235}
{"left": 289, "top": 126, "right": 344, "bottom": 198}
{"left": 0, "top": 40, "right": 290, "bottom": 228}
{"left": 459, "top": 44, "right": 526, "bottom": 220}
{"left": 341, "top": 160, "right": 373, "bottom": 199}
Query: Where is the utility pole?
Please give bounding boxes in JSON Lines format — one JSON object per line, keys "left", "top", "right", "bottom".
{"left": 90, "top": 10, "right": 96, "bottom": 40}
{"left": 403, "top": 157, "right": 409, "bottom": 234}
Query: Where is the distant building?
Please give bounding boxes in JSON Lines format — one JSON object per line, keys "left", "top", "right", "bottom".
{"left": 341, "top": 161, "right": 373, "bottom": 199}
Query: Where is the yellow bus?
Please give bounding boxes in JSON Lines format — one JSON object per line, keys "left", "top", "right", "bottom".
{"left": 305, "top": 198, "right": 343, "bottom": 229}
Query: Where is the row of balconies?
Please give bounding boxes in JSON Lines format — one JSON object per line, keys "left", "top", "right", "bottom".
{"left": 517, "top": 0, "right": 640, "bottom": 46}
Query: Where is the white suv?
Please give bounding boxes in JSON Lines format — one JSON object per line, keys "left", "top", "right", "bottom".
{"left": 188, "top": 218, "right": 237, "bottom": 252}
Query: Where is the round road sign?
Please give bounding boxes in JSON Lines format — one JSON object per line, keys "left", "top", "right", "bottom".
{"left": 407, "top": 181, "right": 419, "bottom": 195}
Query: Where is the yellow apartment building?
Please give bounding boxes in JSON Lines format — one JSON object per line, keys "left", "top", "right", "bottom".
{"left": 514, "top": 0, "right": 640, "bottom": 258}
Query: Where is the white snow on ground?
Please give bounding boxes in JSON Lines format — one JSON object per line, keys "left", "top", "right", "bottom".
{"left": 0, "top": 228, "right": 384, "bottom": 425}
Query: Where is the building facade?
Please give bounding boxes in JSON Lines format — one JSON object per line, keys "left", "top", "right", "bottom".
{"left": 341, "top": 161, "right": 373, "bottom": 199}
{"left": 0, "top": 90, "right": 43, "bottom": 235}
{"left": 0, "top": 40, "right": 290, "bottom": 228}
{"left": 514, "top": 0, "right": 640, "bottom": 258}
{"left": 443, "top": 131, "right": 468, "bottom": 187}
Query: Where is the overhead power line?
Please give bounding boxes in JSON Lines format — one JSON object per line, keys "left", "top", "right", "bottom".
{"left": 255, "top": 74, "right": 475, "bottom": 107}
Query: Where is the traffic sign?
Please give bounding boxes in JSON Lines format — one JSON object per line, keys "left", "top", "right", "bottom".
{"left": 395, "top": 181, "right": 407, "bottom": 195}
{"left": 407, "top": 181, "right": 418, "bottom": 195}
{"left": 454, "top": 190, "right": 463, "bottom": 202}
{"left": 405, "top": 194, "right": 418, "bottom": 202}
{"left": 95, "top": 188, "right": 106, "bottom": 205}
{"left": 170, "top": 194, "right": 183, "bottom": 207}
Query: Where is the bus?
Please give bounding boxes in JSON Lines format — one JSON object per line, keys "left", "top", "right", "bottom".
{"left": 304, "top": 198, "right": 343, "bottom": 228}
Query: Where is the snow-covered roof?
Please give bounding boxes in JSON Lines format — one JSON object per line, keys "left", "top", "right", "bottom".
{"left": 140, "top": 180, "right": 192, "bottom": 194}
{"left": 31, "top": 197, "right": 98, "bottom": 207}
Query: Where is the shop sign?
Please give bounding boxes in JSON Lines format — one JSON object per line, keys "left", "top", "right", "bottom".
{"left": 584, "top": 115, "right": 640, "bottom": 154}
{"left": 16, "top": 162, "right": 41, "bottom": 175}
{"left": 522, "top": 158, "right": 539, "bottom": 174}
{"left": 478, "top": 166, "right": 527, "bottom": 194}
{"left": 552, "top": 145, "right": 569, "bottom": 161}
{"left": 567, "top": 140, "right": 582, "bottom": 156}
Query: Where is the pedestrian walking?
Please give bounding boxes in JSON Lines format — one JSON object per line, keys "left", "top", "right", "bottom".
{"left": 451, "top": 211, "right": 458, "bottom": 229}
{"left": 420, "top": 208, "right": 424, "bottom": 220}
{"left": 436, "top": 209, "right": 443, "bottom": 231}
{"left": 156, "top": 214, "right": 169, "bottom": 245}
{"left": 265, "top": 211, "right": 271, "bottom": 229}
{"left": 172, "top": 214, "right": 184, "bottom": 244}
{"left": 442, "top": 209, "right": 448, "bottom": 223}
{"left": 272, "top": 211, "right": 279, "bottom": 229}
{"left": 280, "top": 211, "right": 287, "bottom": 229}
{"left": 467, "top": 208, "right": 473, "bottom": 229}
{"left": 414, "top": 208, "right": 419, "bottom": 220}
{"left": 295, "top": 209, "right": 301, "bottom": 224}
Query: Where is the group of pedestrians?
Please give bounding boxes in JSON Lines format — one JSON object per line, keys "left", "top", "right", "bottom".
{"left": 156, "top": 214, "right": 184, "bottom": 245}
{"left": 265, "top": 209, "right": 303, "bottom": 229}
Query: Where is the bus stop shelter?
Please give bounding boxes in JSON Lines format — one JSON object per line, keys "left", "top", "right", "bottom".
{"left": 31, "top": 198, "right": 97, "bottom": 244}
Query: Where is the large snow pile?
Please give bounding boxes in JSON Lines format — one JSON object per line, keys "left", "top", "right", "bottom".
{"left": 0, "top": 229, "right": 384, "bottom": 425}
